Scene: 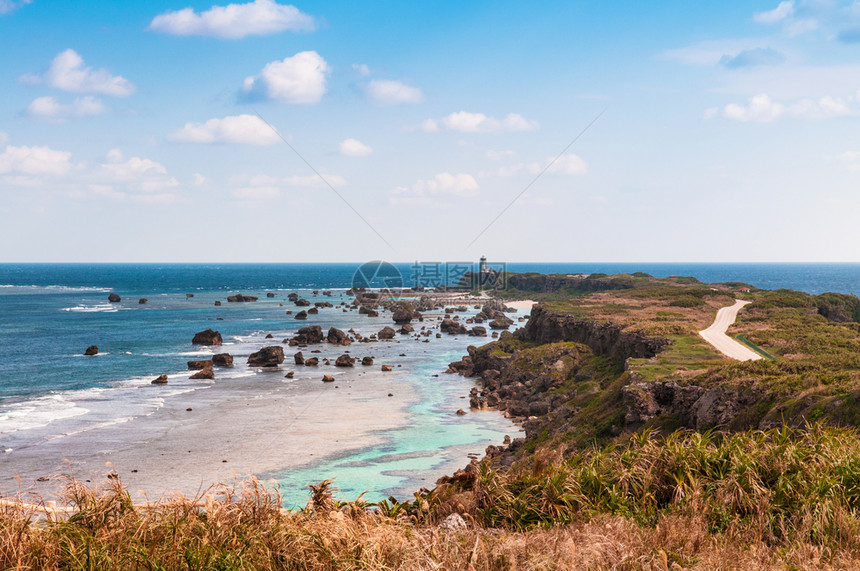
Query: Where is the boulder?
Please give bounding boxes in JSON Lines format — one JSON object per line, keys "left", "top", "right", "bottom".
{"left": 361, "top": 356, "right": 374, "bottom": 366}
{"left": 304, "top": 357, "right": 319, "bottom": 366}
{"left": 335, "top": 354, "right": 355, "bottom": 367}
{"left": 187, "top": 360, "right": 213, "bottom": 370}
{"left": 151, "top": 375, "right": 168, "bottom": 385}
{"left": 285, "top": 371, "right": 294, "bottom": 378}
{"left": 381, "top": 365, "right": 393, "bottom": 372}
{"left": 186, "top": 293, "right": 194, "bottom": 299}
{"left": 456, "top": 409, "right": 467, "bottom": 416}
{"left": 399, "top": 324, "right": 414, "bottom": 334}
{"left": 288, "top": 292, "right": 299, "bottom": 302}
{"left": 138, "top": 298, "right": 147, "bottom": 304}
{"left": 308, "top": 307, "right": 319, "bottom": 315}
{"left": 265, "top": 333, "right": 274, "bottom": 339}
{"left": 489, "top": 317, "right": 514, "bottom": 330}
{"left": 84, "top": 345, "right": 98, "bottom": 356}
{"left": 214, "top": 300, "right": 222, "bottom": 306}
{"left": 322, "top": 375, "right": 335, "bottom": 382}
{"left": 247, "top": 346, "right": 285, "bottom": 367}
{"left": 295, "top": 310, "right": 308, "bottom": 320}
{"left": 190, "top": 369, "right": 214, "bottom": 380}
{"left": 294, "top": 351, "right": 305, "bottom": 365}
{"left": 469, "top": 326, "right": 487, "bottom": 337}
{"left": 267, "top": 292, "right": 276, "bottom": 298}
{"left": 192, "top": 329, "right": 223, "bottom": 346}
{"left": 392, "top": 307, "right": 414, "bottom": 323}
{"left": 378, "top": 326, "right": 396, "bottom": 340}
{"left": 295, "top": 298, "right": 311, "bottom": 307}
{"left": 108, "top": 293, "right": 121, "bottom": 303}
{"left": 327, "top": 327, "right": 351, "bottom": 345}
{"left": 227, "top": 294, "right": 258, "bottom": 302}
{"left": 440, "top": 319, "right": 468, "bottom": 335}
{"left": 212, "top": 353, "right": 233, "bottom": 367}
{"left": 295, "top": 325, "right": 324, "bottom": 344}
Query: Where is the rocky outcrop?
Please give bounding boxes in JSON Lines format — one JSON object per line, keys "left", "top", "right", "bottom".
{"left": 392, "top": 307, "right": 414, "bottom": 323}
{"left": 621, "top": 379, "right": 762, "bottom": 430}
{"left": 267, "top": 292, "right": 276, "bottom": 298}
{"left": 378, "top": 326, "right": 396, "bottom": 340}
{"left": 187, "top": 360, "right": 213, "bottom": 370}
{"left": 212, "top": 353, "right": 233, "bottom": 367}
{"left": 151, "top": 375, "right": 168, "bottom": 385}
{"left": 295, "top": 310, "right": 308, "bottom": 320}
{"left": 441, "top": 318, "right": 467, "bottom": 335}
{"left": 517, "top": 304, "right": 669, "bottom": 362}
{"left": 84, "top": 345, "right": 98, "bottom": 356}
{"left": 294, "top": 325, "right": 324, "bottom": 344}
{"left": 327, "top": 327, "right": 351, "bottom": 345}
{"left": 190, "top": 369, "right": 214, "bottom": 380}
{"left": 138, "top": 298, "right": 147, "bottom": 304}
{"left": 335, "top": 354, "right": 355, "bottom": 367}
{"left": 227, "top": 294, "right": 258, "bottom": 302}
{"left": 295, "top": 298, "right": 311, "bottom": 307}
{"left": 304, "top": 357, "right": 319, "bottom": 366}
{"left": 192, "top": 329, "right": 223, "bottom": 346}
{"left": 108, "top": 293, "right": 121, "bottom": 303}
{"left": 469, "top": 326, "right": 487, "bottom": 337}
{"left": 489, "top": 317, "right": 514, "bottom": 329}
{"left": 247, "top": 346, "right": 285, "bottom": 367}
{"left": 294, "top": 351, "right": 305, "bottom": 365}
{"left": 362, "top": 356, "right": 374, "bottom": 366}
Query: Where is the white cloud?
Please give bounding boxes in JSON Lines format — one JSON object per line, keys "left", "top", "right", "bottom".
{"left": 0, "top": 145, "right": 73, "bottom": 176}
{"left": 364, "top": 79, "right": 424, "bottom": 105}
{"left": 26, "top": 96, "right": 106, "bottom": 120}
{"left": 23, "top": 49, "right": 135, "bottom": 97}
{"left": 834, "top": 151, "right": 860, "bottom": 171}
{"left": 242, "top": 51, "right": 328, "bottom": 103}
{"left": 97, "top": 152, "right": 179, "bottom": 193}
{"left": 168, "top": 114, "right": 280, "bottom": 145}
{"left": 353, "top": 63, "right": 370, "bottom": 76}
{"left": 718, "top": 93, "right": 857, "bottom": 122}
{"left": 339, "top": 138, "right": 372, "bottom": 157}
{"left": 232, "top": 171, "right": 344, "bottom": 200}
{"left": 0, "top": 0, "right": 31, "bottom": 14}
{"left": 493, "top": 154, "right": 588, "bottom": 177}
{"left": 422, "top": 111, "right": 539, "bottom": 133}
{"left": 390, "top": 172, "right": 479, "bottom": 204}
{"left": 148, "top": 0, "right": 314, "bottom": 39}
{"left": 193, "top": 173, "right": 207, "bottom": 186}
{"left": 754, "top": 1, "right": 794, "bottom": 24}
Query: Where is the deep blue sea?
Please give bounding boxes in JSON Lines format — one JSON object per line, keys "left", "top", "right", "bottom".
{"left": 0, "top": 262, "right": 857, "bottom": 504}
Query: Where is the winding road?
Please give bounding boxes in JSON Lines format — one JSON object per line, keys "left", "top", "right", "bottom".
{"left": 698, "top": 300, "right": 763, "bottom": 362}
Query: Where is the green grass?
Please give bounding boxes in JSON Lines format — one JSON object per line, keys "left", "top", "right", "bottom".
{"left": 627, "top": 334, "right": 726, "bottom": 382}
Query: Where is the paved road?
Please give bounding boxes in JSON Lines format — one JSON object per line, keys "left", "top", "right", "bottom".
{"left": 698, "top": 299, "right": 763, "bottom": 362}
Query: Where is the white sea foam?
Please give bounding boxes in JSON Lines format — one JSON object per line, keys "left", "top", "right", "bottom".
{"left": 61, "top": 304, "right": 122, "bottom": 313}
{"left": 0, "top": 394, "right": 89, "bottom": 435}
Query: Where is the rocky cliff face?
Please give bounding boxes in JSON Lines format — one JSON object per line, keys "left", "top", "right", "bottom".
{"left": 517, "top": 305, "right": 670, "bottom": 362}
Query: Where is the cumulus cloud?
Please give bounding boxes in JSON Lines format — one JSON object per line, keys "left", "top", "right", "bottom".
{"left": 0, "top": 0, "right": 32, "bottom": 14}
{"left": 364, "top": 79, "right": 424, "bottom": 105}
{"left": 21, "top": 49, "right": 135, "bottom": 97}
{"left": 339, "top": 138, "right": 372, "bottom": 156}
{"left": 97, "top": 150, "right": 179, "bottom": 193}
{"left": 422, "top": 111, "right": 539, "bottom": 133}
{"left": 242, "top": 51, "right": 328, "bottom": 103}
{"left": 719, "top": 48, "right": 786, "bottom": 69}
{"left": 168, "top": 114, "right": 280, "bottom": 145}
{"left": 25, "top": 96, "right": 106, "bottom": 120}
{"left": 0, "top": 145, "right": 74, "bottom": 176}
{"left": 352, "top": 63, "right": 370, "bottom": 76}
{"left": 716, "top": 93, "right": 857, "bottom": 122}
{"left": 390, "top": 172, "right": 479, "bottom": 204}
{"left": 148, "top": 0, "right": 314, "bottom": 39}
{"left": 754, "top": 1, "right": 794, "bottom": 24}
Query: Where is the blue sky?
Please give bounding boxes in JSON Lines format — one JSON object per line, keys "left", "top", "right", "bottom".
{"left": 1, "top": 0, "right": 860, "bottom": 263}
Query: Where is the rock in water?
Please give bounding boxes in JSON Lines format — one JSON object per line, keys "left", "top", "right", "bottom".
{"left": 294, "top": 325, "right": 324, "bottom": 344}
{"left": 151, "top": 375, "right": 168, "bottom": 385}
{"left": 266, "top": 292, "right": 276, "bottom": 298}
{"left": 361, "top": 356, "right": 374, "bottom": 366}
{"left": 335, "top": 354, "right": 355, "bottom": 367}
{"left": 295, "top": 298, "right": 311, "bottom": 307}
{"left": 187, "top": 360, "right": 213, "bottom": 370}
{"left": 212, "top": 353, "right": 233, "bottom": 367}
{"left": 192, "top": 329, "right": 223, "bottom": 346}
{"left": 294, "top": 351, "right": 305, "bottom": 365}
{"left": 322, "top": 375, "right": 335, "bottom": 382}
{"left": 381, "top": 365, "right": 393, "bottom": 372}
{"left": 377, "top": 326, "right": 396, "bottom": 340}
{"left": 327, "top": 327, "right": 351, "bottom": 345}
{"left": 84, "top": 345, "right": 98, "bottom": 356}
{"left": 190, "top": 369, "right": 214, "bottom": 380}
{"left": 108, "top": 293, "right": 121, "bottom": 303}
{"left": 214, "top": 300, "right": 222, "bottom": 306}
{"left": 138, "top": 298, "right": 147, "bottom": 304}
{"left": 295, "top": 310, "right": 308, "bottom": 320}
{"left": 247, "top": 346, "right": 285, "bottom": 367}
{"left": 227, "top": 293, "right": 258, "bottom": 302}
{"left": 304, "top": 357, "right": 319, "bottom": 366}
{"left": 392, "top": 307, "right": 414, "bottom": 323}
{"left": 441, "top": 319, "right": 467, "bottom": 335}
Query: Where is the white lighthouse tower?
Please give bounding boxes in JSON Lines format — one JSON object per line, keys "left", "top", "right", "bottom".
{"left": 479, "top": 255, "right": 488, "bottom": 273}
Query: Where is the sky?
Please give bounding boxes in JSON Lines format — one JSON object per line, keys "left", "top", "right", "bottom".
{"left": 1, "top": 0, "right": 860, "bottom": 263}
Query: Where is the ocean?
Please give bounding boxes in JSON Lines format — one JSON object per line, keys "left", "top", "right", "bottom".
{"left": 0, "top": 262, "right": 858, "bottom": 505}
